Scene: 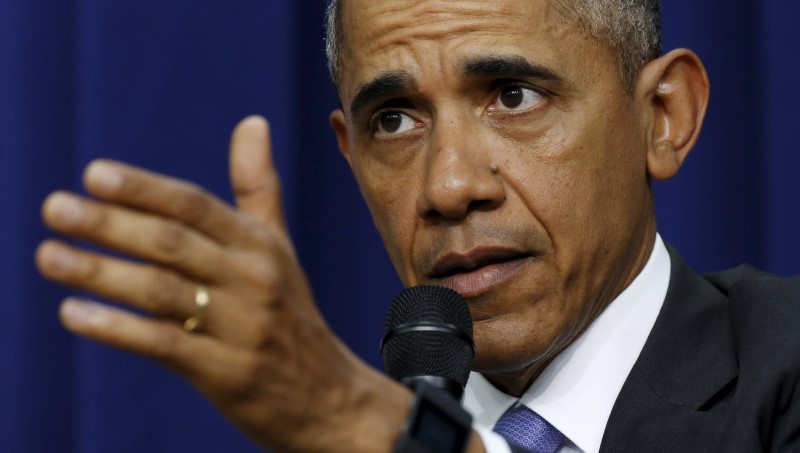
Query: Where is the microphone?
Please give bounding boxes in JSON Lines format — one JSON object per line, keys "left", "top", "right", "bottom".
{"left": 381, "top": 285, "right": 475, "bottom": 401}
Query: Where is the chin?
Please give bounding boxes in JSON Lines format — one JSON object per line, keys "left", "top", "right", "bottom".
{"left": 470, "top": 316, "right": 565, "bottom": 376}
{"left": 471, "top": 336, "right": 544, "bottom": 375}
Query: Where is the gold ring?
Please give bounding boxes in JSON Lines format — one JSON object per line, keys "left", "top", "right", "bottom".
{"left": 183, "top": 285, "right": 209, "bottom": 332}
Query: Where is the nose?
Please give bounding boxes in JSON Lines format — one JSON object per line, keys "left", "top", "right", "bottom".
{"left": 415, "top": 123, "right": 506, "bottom": 221}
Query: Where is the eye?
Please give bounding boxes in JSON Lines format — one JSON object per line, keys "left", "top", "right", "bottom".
{"left": 375, "top": 111, "right": 417, "bottom": 135}
{"left": 492, "top": 86, "right": 544, "bottom": 112}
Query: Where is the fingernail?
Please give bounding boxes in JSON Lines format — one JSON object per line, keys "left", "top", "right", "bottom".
{"left": 61, "top": 299, "right": 108, "bottom": 328}
{"left": 44, "top": 244, "right": 76, "bottom": 274}
{"left": 86, "top": 161, "right": 123, "bottom": 192}
{"left": 49, "top": 194, "right": 84, "bottom": 226}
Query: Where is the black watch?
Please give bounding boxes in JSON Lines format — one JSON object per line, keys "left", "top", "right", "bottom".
{"left": 393, "top": 381, "right": 473, "bottom": 453}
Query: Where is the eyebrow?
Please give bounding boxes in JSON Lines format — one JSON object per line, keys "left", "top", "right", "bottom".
{"left": 346, "top": 56, "right": 564, "bottom": 122}
{"left": 348, "top": 71, "right": 413, "bottom": 122}
{"left": 461, "top": 55, "right": 565, "bottom": 86}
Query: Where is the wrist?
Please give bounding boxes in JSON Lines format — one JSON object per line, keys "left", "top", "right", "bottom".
{"left": 343, "top": 363, "right": 414, "bottom": 452}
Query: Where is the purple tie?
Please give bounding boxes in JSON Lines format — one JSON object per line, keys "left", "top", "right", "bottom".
{"left": 493, "top": 405, "right": 565, "bottom": 453}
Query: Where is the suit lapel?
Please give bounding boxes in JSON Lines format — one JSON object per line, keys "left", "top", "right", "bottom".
{"left": 600, "top": 246, "right": 739, "bottom": 452}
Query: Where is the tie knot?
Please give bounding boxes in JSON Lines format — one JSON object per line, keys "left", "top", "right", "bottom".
{"left": 493, "top": 405, "right": 564, "bottom": 453}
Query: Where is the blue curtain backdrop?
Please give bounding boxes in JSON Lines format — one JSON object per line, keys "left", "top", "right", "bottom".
{"left": 1, "top": 1, "right": 798, "bottom": 452}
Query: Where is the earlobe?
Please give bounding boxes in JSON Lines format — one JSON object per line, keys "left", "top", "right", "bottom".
{"left": 329, "top": 109, "right": 354, "bottom": 168}
{"left": 639, "top": 49, "right": 710, "bottom": 180}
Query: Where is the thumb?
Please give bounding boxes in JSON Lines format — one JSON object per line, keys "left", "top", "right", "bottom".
{"left": 229, "top": 115, "right": 286, "bottom": 230}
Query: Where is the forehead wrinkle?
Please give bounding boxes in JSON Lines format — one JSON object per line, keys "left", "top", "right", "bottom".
{"left": 364, "top": 19, "right": 518, "bottom": 60}
{"left": 342, "top": 0, "right": 588, "bottom": 106}
{"left": 359, "top": 0, "right": 517, "bottom": 32}
{"left": 351, "top": 0, "right": 577, "bottom": 51}
{"left": 354, "top": 0, "right": 522, "bottom": 58}
{"left": 352, "top": 23, "right": 526, "bottom": 101}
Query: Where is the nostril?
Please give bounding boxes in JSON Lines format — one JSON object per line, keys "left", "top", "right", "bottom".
{"left": 467, "top": 198, "right": 502, "bottom": 213}
{"left": 418, "top": 197, "right": 504, "bottom": 223}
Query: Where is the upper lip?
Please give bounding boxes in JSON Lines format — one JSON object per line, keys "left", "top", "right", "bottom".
{"left": 428, "top": 247, "right": 531, "bottom": 279}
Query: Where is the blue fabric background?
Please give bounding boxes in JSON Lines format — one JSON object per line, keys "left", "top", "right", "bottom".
{"left": 1, "top": 1, "right": 797, "bottom": 451}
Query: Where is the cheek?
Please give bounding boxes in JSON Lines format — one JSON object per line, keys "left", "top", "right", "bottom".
{"left": 507, "top": 107, "right": 645, "bottom": 247}
{"left": 353, "top": 157, "right": 420, "bottom": 282}
{"left": 501, "top": 132, "right": 588, "bottom": 249}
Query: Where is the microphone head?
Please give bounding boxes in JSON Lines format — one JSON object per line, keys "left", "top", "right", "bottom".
{"left": 381, "top": 285, "right": 474, "bottom": 393}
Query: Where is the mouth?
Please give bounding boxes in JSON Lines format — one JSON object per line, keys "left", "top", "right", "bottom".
{"left": 428, "top": 248, "right": 534, "bottom": 298}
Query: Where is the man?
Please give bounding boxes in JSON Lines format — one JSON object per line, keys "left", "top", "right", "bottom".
{"left": 35, "top": 0, "right": 800, "bottom": 452}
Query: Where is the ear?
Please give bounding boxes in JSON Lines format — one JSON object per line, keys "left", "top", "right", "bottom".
{"left": 636, "top": 48, "right": 709, "bottom": 180}
{"left": 329, "top": 109, "right": 354, "bottom": 169}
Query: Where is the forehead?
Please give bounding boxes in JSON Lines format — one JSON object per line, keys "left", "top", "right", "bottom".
{"left": 339, "top": 0, "right": 594, "bottom": 100}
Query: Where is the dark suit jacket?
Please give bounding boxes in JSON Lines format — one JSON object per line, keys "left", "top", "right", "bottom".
{"left": 598, "top": 247, "right": 800, "bottom": 452}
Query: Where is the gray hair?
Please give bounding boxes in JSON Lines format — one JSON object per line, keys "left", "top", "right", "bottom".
{"left": 324, "top": 0, "right": 662, "bottom": 94}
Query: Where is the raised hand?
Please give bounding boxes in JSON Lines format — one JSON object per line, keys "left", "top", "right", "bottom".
{"left": 35, "top": 116, "right": 411, "bottom": 452}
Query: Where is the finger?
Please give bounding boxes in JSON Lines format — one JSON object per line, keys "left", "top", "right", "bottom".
{"left": 58, "top": 298, "right": 248, "bottom": 392}
{"left": 42, "top": 191, "right": 225, "bottom": 281}
{"left": 81, "top": 159, "right": 254, "bottom": 246}
{"left": 38, "top": 240, "right": 277, "bottom": 346}
{"left": 229, "top": 116, "right": 287, "bottom": 231}
{"left": 36, "top": 240, "right": 264, "bottom": 346}
{"left": 38, "top": 239, "right": 199, "bottom": 321}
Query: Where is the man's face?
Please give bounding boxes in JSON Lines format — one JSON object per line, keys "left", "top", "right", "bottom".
{"left": 332, "top": 0, "right": 658, "bottom": 390}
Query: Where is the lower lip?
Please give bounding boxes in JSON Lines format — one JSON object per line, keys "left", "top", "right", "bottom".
{"left": 435, "top": 257, "right": 532, "bottom": 298}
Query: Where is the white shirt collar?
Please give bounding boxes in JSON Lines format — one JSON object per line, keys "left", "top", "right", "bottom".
{"left": 464, "top": 234, "right": 671, "bottom": 453}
